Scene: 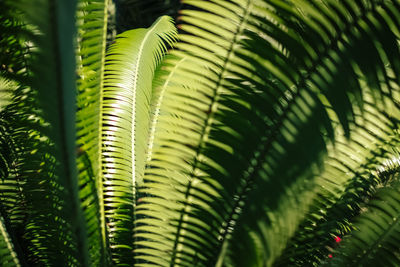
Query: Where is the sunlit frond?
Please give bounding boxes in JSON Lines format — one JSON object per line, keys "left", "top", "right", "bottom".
{"left": 76, "top": 0, "right": 111, "bottom": 264}
{"left": 2, "top": 0, "right": 400, "bottom": 266}
{"left": 101, "top": 15, "right": 177, "bottom": 264}
{"left": 136, "top": 0, "right": 400, "bottom": 266}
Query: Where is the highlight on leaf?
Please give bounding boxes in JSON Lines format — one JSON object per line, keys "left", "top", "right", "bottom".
{"left": 1, "top": 0, "right": 400, "bottom": 266}
{"left": 101, "top": 14, "right": 177, "bottom": 264}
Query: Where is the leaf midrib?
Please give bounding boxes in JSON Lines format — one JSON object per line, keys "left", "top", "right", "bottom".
{"left": 353, "top": 191, "right": 400, "bottom": 266}
{"left": 131, "top": 17, "right": 163, "bottom": 196}
{"left": 147, "top": 57, "right": 187, "bottom": 163}
{"left": 215, "top": 2, "right": 387, "bottom": 264}
{"left": 169, "top": 1, "right": 253, "bottom": 266}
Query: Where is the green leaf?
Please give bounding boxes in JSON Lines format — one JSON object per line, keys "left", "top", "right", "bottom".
{"left": 6, "top": 0, "right": 89, "bottom": 265}
{"left": 76, "top": 0, "right": 111, "bottom": 265}
{"left": 329, "top": 181, "right": 400, "bottom": 266}
{"left": 274, "top": 93, "right": 400, "bottom": 266}
{"left": 0, "top": 214, "right": 20, "bottom": 267}
{"left": 101, "top": 15, "right": 177, "bottom": 264}
{"left": 136, "top": 0, "right": 400, "bottom": 266}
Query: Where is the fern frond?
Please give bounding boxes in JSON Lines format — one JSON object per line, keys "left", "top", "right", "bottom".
{"left": 5, "top": 0, "right": 90, "bottom": 264}
{"left": 137, "top": 0, "right": 400, "bottom": 266}
{"left": 136, "top": 0, "right": 261, "bottom": 265}
{"left": 224, "top": 0, "right": 400, "bottom": 264}
{"left": 274, "top": 93, "right": 400, "bottom": 266}
{"left": 101, "top": 15, "right": 177, "bottom": 264}
{"left": 0, "top": 213, "right": 20, "bottom": 267}
{"left": 76, "top": 0, "right": 111, "bottom": 264}
{"left": 329, "top": 180, "right": 400, "bottom": 266}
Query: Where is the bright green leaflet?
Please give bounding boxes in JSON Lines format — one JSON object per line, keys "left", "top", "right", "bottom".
{"left": 101, "top": 15, "right": 177, "bottom": 264}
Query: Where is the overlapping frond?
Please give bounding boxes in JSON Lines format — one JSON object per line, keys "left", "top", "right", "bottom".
{"left": 136, "top": 0, "right": 259, "bottom": 264}
{"left": 329, "top": 179, "right": 400, "bottom": 266}
{"left": 136, "top": 0, "right": 400, "bottom": 266}
{"left": 101, "top": 15, "right": 177, "bottom": 264}
{"left": 222, "top": 0, "right": 400, "bottom": 265}
{"left": 1, "top": 0, "right": 400, "bottom": 265}
{"left": 76, "top": 0, "right": 110, "bottom": 265}
{"left": 0, "top": 2, "right": 29, "bottom": 83}
{"left": 2, "top": 0, "right": 90, "bottom": 265}
{"left": 274, "top": 92, "right": 400, "bottom": 266}
{"left": 0, "top": 214, "right": 20, "bottom": 267}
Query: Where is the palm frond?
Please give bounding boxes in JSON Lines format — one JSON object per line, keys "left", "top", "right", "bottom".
{"left": 76, "top": 0, "right": 111, "bottom": 265}
{"left": 5, "top": 0, "right": 90, "bottom": 265}
{"left": 0, "top": 2, "right": 29, "bottom": 83}
{"left": 101, "top": 15, "right": 177, "bottom": 264}
{"left": 329, "top": 178, "right": 400, "bottom": 266}
{"left": 136, "top": 0, "right": 400, "bottom": 266}
{"left": 273, "top": 92, "right": 400, "bottom": 266}
{"left": 135, "top": 0, "right": 259, "bottom": 264}
{"left": 222, "top": 0, "right": 400, "bottom": 264}
{"left": 2, "top": 0, "right": 400, "bottom": 265}
{"left": 0, "top": 213, "right": 20, "bottom": 267}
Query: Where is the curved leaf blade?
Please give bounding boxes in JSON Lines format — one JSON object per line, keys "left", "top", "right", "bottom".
{"left": 101, "top": 15, "right": 177, "bottom": 264}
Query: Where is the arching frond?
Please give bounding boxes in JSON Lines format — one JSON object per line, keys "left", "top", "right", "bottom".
{"left": 223, "top": 0, "right": 400, "bottom": 264}
{"left": 2, "top": 0, "right": 400, "bottom": 265}
{"left": 136, "top": 0, "right": 400, "bottom": 266}
{"left": 101, "top": 15, "right": 177, "bottom": 264}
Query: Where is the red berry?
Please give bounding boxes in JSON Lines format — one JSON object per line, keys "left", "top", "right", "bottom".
{"left": 334, "top": 236, "right": 341, "bottom": 243}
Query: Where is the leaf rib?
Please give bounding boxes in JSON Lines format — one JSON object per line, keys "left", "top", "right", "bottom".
{"left": 131, "top": 18, "right": 163, "bottom": 193}
{"left": 147, "top": 57, "right": 187, "bottom": 163}
{"left": 217, "top": 1, "right": 394, "bottom": 263}
{"left": 168, "top": 1, "right": 253, "bottom": 266}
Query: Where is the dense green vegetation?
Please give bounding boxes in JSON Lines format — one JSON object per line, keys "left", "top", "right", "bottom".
{"left": 2, "top": 0, "right": 400, "bottom": 266}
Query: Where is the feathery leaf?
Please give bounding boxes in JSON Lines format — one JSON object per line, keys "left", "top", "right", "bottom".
{"left": 102, "top": 15, "right": 177, "bottom": 264}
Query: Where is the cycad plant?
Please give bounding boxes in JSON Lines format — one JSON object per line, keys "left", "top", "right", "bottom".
{"left": 2, "top": 0, "right": 400, "bottom": 266}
